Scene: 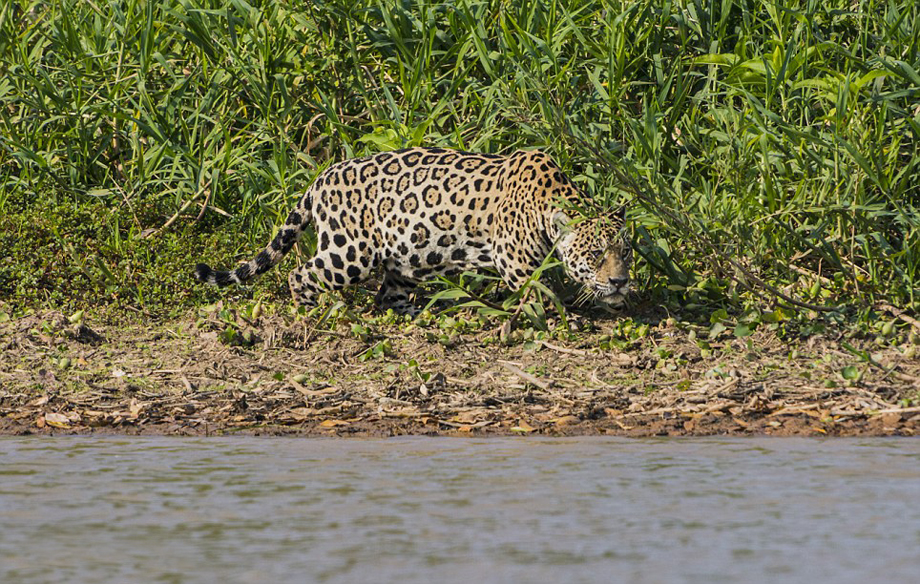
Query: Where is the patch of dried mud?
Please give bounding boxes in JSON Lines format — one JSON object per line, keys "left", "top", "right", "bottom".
{"left": 1, "top": 310, "right": 918, "bottom": 437}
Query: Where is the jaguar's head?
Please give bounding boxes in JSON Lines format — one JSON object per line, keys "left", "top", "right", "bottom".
{"left": 554, "top": 207, "right": 632, "bottom": 307}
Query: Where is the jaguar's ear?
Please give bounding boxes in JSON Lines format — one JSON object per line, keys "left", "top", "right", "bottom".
{"left": 552, "top": 210, "right": 573, "bottom": 234}
{"left": 613, "top": 204, "right": 627, "bottom": 223}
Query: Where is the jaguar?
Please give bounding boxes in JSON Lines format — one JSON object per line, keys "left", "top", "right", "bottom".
{"left": 195, "top": 147, "right": 631, "bottom": 314}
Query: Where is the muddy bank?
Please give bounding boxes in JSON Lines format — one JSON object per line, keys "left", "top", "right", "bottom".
{"left": 1, "top": 308, "right": 918, "bottom": 437}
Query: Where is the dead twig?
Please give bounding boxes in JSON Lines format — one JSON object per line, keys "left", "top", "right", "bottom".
{"left": 498, "top": 360, "right": 553, "bottom": 390}
{"left": 878, "top": 303, "right": 920, "bottom": 334}
{"left": 874, "top": 406, "right": 920, "bottom": 415}
{"left": 193, "top": 183, "right": 212, "bottom": 224}
{"left": 621, "top": 406, "right": 678, "bottom": 417}
{"left": 143, "top": 179, "right": 212, "bottom": 239}
{"left": 538, "top": 340, "right": 589, "bottom": 356}
{"left": 788, "top": 264, "right": 833, "bottom": 285}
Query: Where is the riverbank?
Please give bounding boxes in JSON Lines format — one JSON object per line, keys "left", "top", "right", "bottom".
{"left": 2, "top": 307, "right": 917, "bottom": 437}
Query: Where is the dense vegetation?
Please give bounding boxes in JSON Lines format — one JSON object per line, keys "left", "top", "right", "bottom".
{"left": 1, "top": 0, "right": 918, "bottom": 324}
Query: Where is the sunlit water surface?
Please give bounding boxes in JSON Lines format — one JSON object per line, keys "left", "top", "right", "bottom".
{"left": 1, "top": 437, "right": 918, "bottom": 584}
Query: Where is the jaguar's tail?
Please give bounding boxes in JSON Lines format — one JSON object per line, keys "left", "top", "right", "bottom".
{"left": 194, "top": 196, "right": 312, "bottom": 287}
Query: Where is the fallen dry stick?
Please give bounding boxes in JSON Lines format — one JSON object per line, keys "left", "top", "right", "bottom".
{"left": 879, "top": 303, "right": 920, "bottom": 334}
{"left": 538, "top": 340, "right": 589, "bottom": 356}
{"left": 498, "top": 360, "right": 553, "bottom": 390}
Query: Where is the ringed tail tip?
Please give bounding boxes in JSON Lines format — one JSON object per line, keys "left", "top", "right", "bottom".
{"left": 194, "top": 263, "right": 214, "bottom": 283}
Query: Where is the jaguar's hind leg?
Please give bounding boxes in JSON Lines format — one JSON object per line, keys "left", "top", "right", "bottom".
{"left": 288, "top": 261, "right": 326, "bottom": 308}
{"left": 375, "top": 272, "right": 419, "bottom": 316}
{"left": 289, "top": 248, "right": 377, "bottom": 308}
{"left": 288, "top": 259, "right": 356, "bottom": 309}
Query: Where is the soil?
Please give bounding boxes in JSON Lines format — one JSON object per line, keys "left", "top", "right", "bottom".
{"left": 1, "top": 308, "right": 918, "bottom": 438}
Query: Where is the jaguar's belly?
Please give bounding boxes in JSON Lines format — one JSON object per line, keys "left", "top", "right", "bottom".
{"left": 384, "top": 238, "right": 494, "bottom": 282}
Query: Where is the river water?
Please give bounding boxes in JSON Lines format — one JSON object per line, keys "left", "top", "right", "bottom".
{"left": 1, "top": 437, "right": 918, "bottom": 584}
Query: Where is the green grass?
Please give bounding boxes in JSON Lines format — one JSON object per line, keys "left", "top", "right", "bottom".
{"left": 0, "top": 194, "right": 289, "bottom": 316}
{"left": 1, "top": 0, "right": 918, "bottom": 322}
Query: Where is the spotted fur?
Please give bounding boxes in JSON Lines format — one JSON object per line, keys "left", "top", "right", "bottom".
{"left": 195, "top": 147, "right": 631, "bottom": 314}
